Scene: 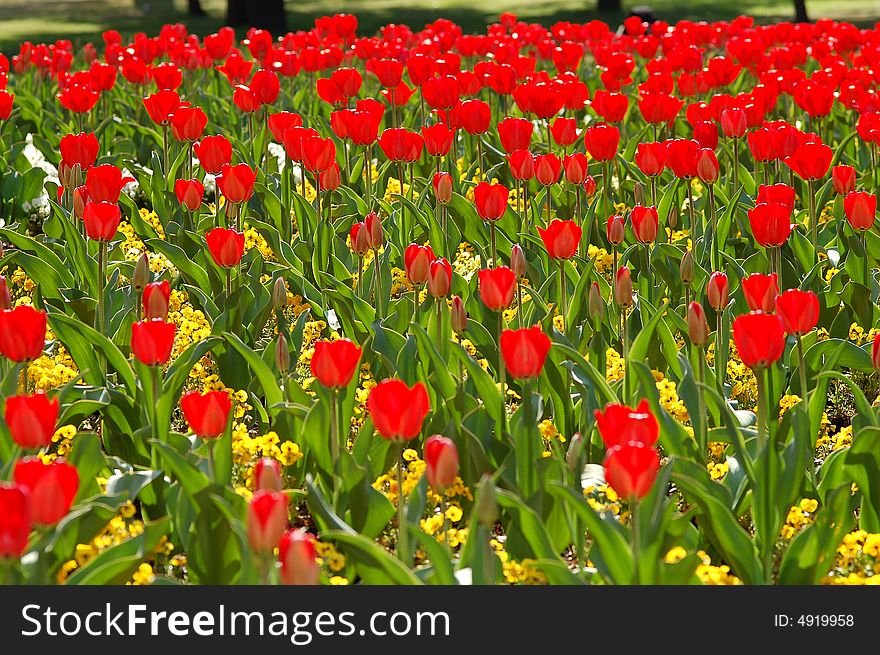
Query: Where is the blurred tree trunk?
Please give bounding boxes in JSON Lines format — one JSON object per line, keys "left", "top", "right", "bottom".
{"left": 227, "top": 0, "right": 287, "bottom": 32}
{"left": 597, "top": 0, "right": 622, "bottom": 11}
{"left": 188, "top": 0, "right": 206, "bottom": 16}
{"left": 794, "top": 0, "right": 809, "bottom": 22}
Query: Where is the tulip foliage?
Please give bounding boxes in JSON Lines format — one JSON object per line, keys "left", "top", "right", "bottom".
{"left": 1, "top": 13, "right": 880, "bottom": 588}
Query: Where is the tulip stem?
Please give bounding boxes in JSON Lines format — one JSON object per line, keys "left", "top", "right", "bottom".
{"left": 558, "top": 259, "right": 567, "bottom": 334}
{"left": 732, "top": 139, "right": 740, "bottom": 194}
{"left": 796, "top": 335, "right": 810, "bottom": 412}
{"left": 207, "top": 441, "right": 216, "bottom": 481}
{"left": 439, "top": 493, "right": 450, "bottom": 558}
{"left": 708, "top": 184, "right": 718, "bottom": 271}
{"left": 808, "top": 179, "right": 818, "bottom": 262}
{"left": 686, "top": 178, "right": 696, "bottom": 236}
{"left": 373, "top": 249, "right": 383, "bottom": 319}
{"left": 96, "top": 240, "right": 107, "bottom": 337}
{"left": 162, "top": 124, "right": 169, "bottom": 179}
{"left": 861, "top": 231, "right": 869, "bottom": 288}
{"left": 396, "top": 445, "right": 410, "bottom": 565}
{"left": 695, "top": 346, "right": 707, "bottom": 455}
{"left": 497, "top": 310, "right": 506, "bottom": 418}
{"left": 315, "top": 176, "right": 322, "bottom": 225}
{"left": 489, "top": 220, "right": 497, "bottom": 267}
{"left": 517, "top": 282, "right": 524, "bottom": 328}
{"left": 413, "top": 288, "right": 419, "bottom": 325}
{"left": 365, "top": 145, "right": 373, "bottom": 209}
{"left": 631, "top": 499, "right": 641, "bottom": 585}
{"left": 603, "top": 161, "right": 612, "bottom": 219}
{"left": 715, "top": 311, "right": 724, "bottom": 396}
{"left": 150, "top": 365, "right": 161, "bottom": 471}
{"left": 621, "top": 306, "right": 629, "bottom": 401}
{"left": 755, "top": 366, "right": 768, "bottom": 454}
{"left": 226, "top": 268, "right": 232, "bottom": 300}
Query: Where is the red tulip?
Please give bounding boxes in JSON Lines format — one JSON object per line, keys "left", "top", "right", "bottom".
{"left": 433, "top": 172, "right": 452, "bottom": 204}
{"left": 422, "top": 75, "right": 458, "bottom": 110}
{"left": 583, "top": 175, "right": 597, "bottom": 197}
{"left": 311, "top": 339, "right": 362, "bottom": 389}
{"left": 217, "top": 163, "right": 257, "bottom": 203}
{"left": 369, "top": 58, "right": 404, "bottom": 87}
{"left": 639, "top": 92, "right": 683, "bottom": 124}
{"left": 365, "top": 211, "right": 383, "bottom": 250}
{"left": 0, "top": 483, "right": 31, "bottom": 558}
{"left": 635, "top": 142, "right": 666, "bottom": 176}
{"left": 250, "top": 68, "right": 280, "bottom": 105}
{"left": 130, "top": 320, "right": 176, "bottom": 366}
{"left": 500, "top": 326, "right": 552, "bottom": 379}
{"left": 247, "top": 490, "right": 288, "bottom": 554}
{"left": 688, "top": 301, "right": 710, "bottom": 346}
{"left": 405, "top": 244, "right": 434, "bottom": 285}
{"left": 85, "top": 164, "right": 134, "bottom": 203}
{"left": 784, "top": 142, "right": 833, "bottom": 180}
{"left": 0, "top": 276, "right": 8, "bottom": 311}
{"left": 720, "top": 107, "right": 747, "bottom": 138}
{"left": 5, "top": 393, "right": 58, "bottom": 450}
{"left": 451, "top": 295, "right": 467, "bottom": 333}
{"left": 607, "top": 214, "right": 626, "bottom": 245}
{"left": 206, "top": 227, "right": 245, "bottom": 268}
{"left": 534, "top": 154, "right": 561, "bottom": 186}
{"left": 349, "top": 222, "right": 370, "bottom": 256}
{"left": 614, "top": 266, "right": 633, "bottom": 307}
{"left": 142, "top": 90, "right": 180, "bottom": 125}
{"left": 232, "top": 85, "right": 260, "bottom": 112}
{"left": 594, "top": 399, "right": 659, "bottom": 449}
{"left": 0, "top": 305, "right": 47, "bottom": 362}
{"left": 195, "top": 135, "right": 232, "bottom": 175}
{"left": 367, "top": 379, "right": 430, "bottom": 441}
{"left": 747, "top": 127, "right": 776, "bottom": 162}
{"left": 873, "top": 334, "right": 880, "bottom": 370}
{"left": 604, "top": 442, "right": 660, "bottom": 500}
{"left": 693, "top": 120, "right": 719, "bottom": 150}
{"left": 180, "top": 390, "right": 232, "bottom": 439}
{"left": 696, "top": 148, "right": 719, "bottom": 184}
{"left": 584, "top": 123, "right": 620, "bottom": 162}
{"left": 748, "top": 203, "right": 796, "bottom": 247}
{"left": 254, "top": 458, "right": 283, "bottom": 492}
{"left": 776, "top": 289, "right": 819, "bottom": 337}
{"left": 301, "top": 135, "right": 336, "bottom": 174}
{"left": 170, "top": 105, "right": 207, "bottom": 142}
{"left": 0, "top": 90, "right": 13, "bottom": 120}
{"left": 454, "top": 99, "right": 490, "bottom": 135}
{"left": 507, "top": 150, "right": 535, "bottom": 181}
{"left": 427, "top": 258, "right": 453, "bottom": 298}
{"left": 631, "top": 205, "right": 659, "bottom": 244}
{"left": 82, "top": 201, "right": 120, "bottom": 242}
{"left": 757, "top": 184, "right": 795, "bottom": 211}
{"left": 550, "top": 117, "right": 579, "bottom": 147}
{"left": 497, "top": 117, "right": 533, "bottom": 153}
{"left": 832, "top": 165, "right": 856, "bottom": 195}
{"left": 320, "top": 163, "right": 341, "bottom": 191}
{"left": 278, "top": 529, "right": 319, "bottom": 585}
{"left": 665, "top": 138, "right": 699, "bottom": 178}
{"left": 707, "top": 272, "right": 729, "bottom": 311}
{"left": 474, "top": 182, "right": 509, "bottom": 221}
{"left": 267, "top": 112, "right": 303, "bottom": 142}
{"left": 14, "top": 457, "right": 78, "bottom": 525}
{"left": 844, "top": 191, "right": 876, "bottom": 231}
{"left": 57, "top": 84, "right": 98, "bottom": 114}
{"left": 174, "top": 178, "right": 204, "bottom": 211}
{"left": 421, "top": 123, "right": 455, "bottom": 157}
{"left": 59, "top": 132, "right": 99, "bottom": 171}
{"left": 151, "top": 63, "right": 182, "bottom": 90}
{"left": 563, "top": 153, "right": 588, "bottom": 185}
{"left": 538, "top": 219, "right": 581, "bottom": 259}
{"left": 424, "top": 435, "right": 459, "bottom": 490}
{"left": 478, "top": 266, "right": 517, "bottom": 311}
{"left": 591, "top": 89, "right": 628, "bottom": 123}
{"left": 732, "top": 311, "right": 786, "bottom": 369}
{"left": 742, "top": 273, "right": 778, "bottom": 313}
{"left": 143, "top": 280, "right": 170, "bottom": 321}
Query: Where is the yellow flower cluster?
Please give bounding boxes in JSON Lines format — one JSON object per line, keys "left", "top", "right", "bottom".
{"left": 653, "top": 371, "right": 689, "bottom": 424}
{"left": 491, "top": 538, "right": 547, "bottom": 585}
{"left": 382, "top": 177, "right": 412, "bottom": 204}
{"left": 665, "top": 547, "right": 743, "bottom": 585}
{"left": 849, "top": 322, "right": 879, "bottom": 345}
{"left": 605, "top": 347, "right": 625, "bottom": 382}
{"left": 167, "top": 289, "right": 212, "bottom": 361}
{"left": 37, "top": 425, "right": 78, "bottom": 463}
{"left": 232, "top": 429, "right": 304, "bottom": 491}
{"left": 452, "top": 241, "right": 481, "bottom": 281}
{"left": 780, "top": 498, "right": 819, "bottom": 540}
{"left": 538, "top": 419, "right": 567, "bottom": 458}
{"left": 823, "top": 530, "right": 879, "bottom": 584}
{"left": 586, "top": 244, "right": 614, "bottom": 278}
{"left": 315, "top": 540, "right": 347, "bottom": 573}
{"left": 243, "top": 223, "right": 274, "bottom": 260}
{"left": 583, "top": 484, "right": 622, "bottom": 517}
{"left": 816, "top": 425, "right": 853, "bottom": 453}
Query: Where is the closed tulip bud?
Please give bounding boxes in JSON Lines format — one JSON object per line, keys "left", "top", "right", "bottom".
{"left": 247, "top": 490, "right": 288, "bottom": 555}
{"left": 832, "top": 165, "right": 856, "bottom": 195}
{"left": 254, "top": 457, "right": 283, "bottom": 492}
{"left": 404, "top": 243, "right": 434, "bottom": 285}
{"left": 688, "top": 301, "right": 710, "bottom": 347}
{"left": 476, "top": 473, "right": 498, "bottom": 526}
{"left": 427, "top": 258, "right": 453, "bottom": 298}
{"left": 278, "top": 529, "right": 319, "bottom": 585}
{"left": 433, "top": 172, "right": 452, "bottom": 204}
{"left": 614, "top": 266, "right": 633, "bottom": 308}
{"left": 132, "top": 252, "right": 150, "bottom": 292}
{"left": 583, "top": 175, "right": 597, "bottom": 197}
{"left": 275, "top": 333, "right": 291, "bottom": 374}
{"left": 680, "top": 250, "right": 695, "bottom": 284}
{"left": 696, "top": 148, "right": 719, "bottom": 184}
{"left": 510, "top": 244, "right": 526, "bottom": 278}
{"left": 631, "top": 205, "right": 659, "bottom": 244}
{"left": 707, "top": 272, "right": 729, "bottom": 311}
{"left": 606, "top": 214, "right": 625, "bottom": 245}
{"left": 349, "top": 222, "right": 370, "bottom": 255}
{"left": 13, "top": 457, "right": 79, "bottom": 525}
{"left": 142, "top": 281, "right": 170, "bottom": 321}
{"left": 451, "top": 295, "right": 467, "bottom": 333}
{"left": 0, "top": 275, "right": 10, "bottom": 310}
{"left": 566, "top": 433, "right": 585, "bottom": 471}
{"left": 588, "top": 281, "right": 605, "bottom": 323}
{"left": 272, "top": 277, "right": 288, "bottom": 310}
{"left": 73, "top": 185, "right": 88, "bottom": 220}
{"left": 667, "top": 204, "right": 678, "bottom": 229}
{"left": 633, "top": 181, "right": 646, "bottom": 206}
{"left": 365, "top": 211, "right": 383, "bottom": 250}
{"left": 424, "top": 435, "right": 459, "bottom": 490}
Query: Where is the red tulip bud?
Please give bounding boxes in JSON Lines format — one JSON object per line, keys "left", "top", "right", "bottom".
{"left": 451, "top": 295, "right": 467, "bottom": 333}
{"left": 687, "top": 301, "right": 710, "bottom": 346}
{"left": 247, "top": 490, "right": 288, "bottom": 554}
{"left": 254, "top": 458, "right": 283, "bottom": 492}
{"left": 278, "top": 528, "right": 319, "bottom": 585}
{"left": 614, "top": 266, "right": 633, "bottom": 307}
{"left": 510, "top": 244, "right": 526, "bottom": 278}
{"left": 424, "top": 435, "right": 459, "bottom": 489}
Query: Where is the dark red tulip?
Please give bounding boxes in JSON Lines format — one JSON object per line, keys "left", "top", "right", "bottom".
{"left": 0, "top": 483, "right": 31, "bottom": 558}
{"left": 5, "top": 393, "right": 58, "bottom": 450}
{"left": 217, "top": 163, "right": 257, "bottom": 203}
{"left": 424, "top": 435, "right": 459, "bottom": 490}
{"left": 474, "top": 182, "right": 509, "bottom": 221}
{"left": 635, "top": 142, "right": 666, "bottom": 176}
{"left": 584, "top": 123, "right": 620, "bottom": 162}
{"left": 742, "top": 273, "right": 778, "bottom": 313}
{"left": 14, "top": 457, "right": 78, "bottom": 525}
{"left": 594, "top": 399, "right": 659, "bottom": 449}
{"left": 707, "top": 272, "right": 729, "bottom": 311}
{"left": 497, "top": 117, "right": 533, "bottom": 153}
{"left": 606, "top": 214, "right": 626, "bottom": 245}
{"left": 784, "top": 142, "right": 833, "bottom": 180}
{"left": 170, "top": 105, "right": 207, "bottom": 142}
{"left": 85, "top": 164, "right": 134, "bottom": 203}
{"left": 143, "top": 280, "right": 170, "bottom": 321}
{"left": 311, "top": 339, "right": 362, "bottom": 389}
{"left": 174, "top": 178, "right": 204, "bottom": 211}
{"left": 832, "top": 165, "right": 856, "bottom": 195}
{"left": 0, "top": 305, "right": 46, "bottom": 362}
{"left": 748, "top": 203, "right": 796, "bottom": 247}
{"left": 478, "top": 267, "right": 517, "bottom": 311}
{"left": 427, "top": 258, "right": 453, "bottom": 298}
{"left": 0, "top": 277, "right": 8, "bottom": 311}
{"left": 507, "top": 150, "right": 535, "bottom": 181}
{"left": 538, "top": 219, "right": 581, "bottom": 259}
{"left": 451, "top": 295, "right": 467, "bottom": 333}
{"left": 534, "top": 154, "right": 561, "bottom": 186}
{"left": 732, "top": 311, "right": 786, "bottom": 369}
{"left": 130, "top": 320, "right": 176, "bottom": 366}
{"left": 349, "top": 222, "right": 370, "bottom": 256}
{"left": 367, "top": 379, "right": 430, "bottom": 441}
{"left": 500, "top": 326, "right": 552, "bottom": 379}
{"left": 206, "top": 227, "right": 245, "bottom": 268}
{"left": 247, "top": 490, "right": 288, "bottom": 554}
{"left": 615, "top": 266, "right": 633, "bottom": 307}
{"left": 83, "top": 201, "right": 121, "bottom": 242}
{"left": 143, "top": 89, "right": 180, "bottom": 126}
{"left": 776, "top": 289, "right": 819, "bottom": 337}
{"left": 365, "top": 211, "right": 383, "bottom": 250}
{"left": 688, "top": 301, "right": 710, "bottom": 346}
{"left": 181, "top": 390, "right": 232, "bottom": 439}
{"left": 604, "top": 442, "right": 660, "bottom": 500}
{"left": 278, "top": 528, "right": 319, "bottom": 585}
{"left": 59, "top": 132, "right": 99, "bottom": 171}
{"left": 195, "top": 135, "right": 232, "bottom": 175}
{"left": 631, "top": 205, "right": 659, "bottom": 244}
{"left": 844, "top": 191, "right": 876, "bottom": 231}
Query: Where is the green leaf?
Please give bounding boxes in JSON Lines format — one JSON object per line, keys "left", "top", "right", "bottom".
{"left": 65, "top": 519, "right": 170, "bottom": 585}
{"left": 321, "top": 530, "right": 423, "bottom": 585}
